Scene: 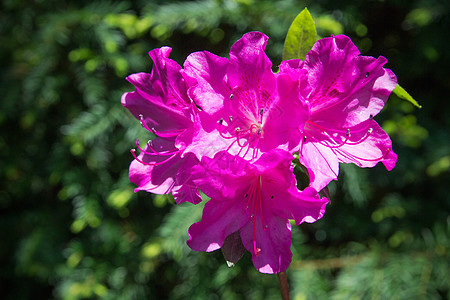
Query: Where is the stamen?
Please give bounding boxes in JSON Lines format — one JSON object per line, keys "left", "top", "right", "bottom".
{"left": 345, "top": 128, "right": 372, "bottom": 146}
{"left": 242, "top": 141, "right": 252, "bottom": 159}
{"left": 338, "top": 147, "right": 391, "bottom": 162}
{"left": 224, "top": 139, "right": 238, "bottom": 153}
{"left": 138, "top": 114, "right": 183, "bottom": 138}
{"left": 135, "top": 139, "right": 179, "bottom": 156}
{"left": 243, "top": 176, "right": 266, "bottom": 256}
{"left": 217, "top": 121, "right": 236, "bottom": 140}
{"left": 235, "top": 129, "right": 250, "bottom": 148}
{"left": 130, "top": 149, "right": 178, "bottom": 166}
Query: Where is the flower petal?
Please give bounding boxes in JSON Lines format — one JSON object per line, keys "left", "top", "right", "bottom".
{"left": 187, "top": 198, "right": 250, "bottom": 252}
{"left": 299, "top": 140, "right": 340, "bottom": 191}
{"left": 183, "top": 51, "right": 230, "bottom": 115}
{"left": 240, "top": 215, "right": 292, "bottom": 274}
{"left": 303, "top": 35, "right": 397, "bottom": 126}
{"left": 129, "top": 138, "right": 181, "bottom": 195}
{"left": 129, "top": 47, "right": 190, "bottom": 108}
{"left": 129, "top": 138, "right": 201, "bottom": 204}
{"left": 192, "top": 151, "right": 250, "bottom": 200}
{"left": 283, "top": 187, "right": 328, "bottom": 225}
{"left": 260, "top": 72, "right": 310, "bottom": 152}
{"left": 228, "top": 31, "right": 273, "bottom": 90}
{"left": 121, "top": 90, "right": 191, "bottom": 133}
{"left": 334, "top": 121, "right": 397, "bottom": 170}
{"left": 171, "top": 153, "right": 202, "bottom": 204}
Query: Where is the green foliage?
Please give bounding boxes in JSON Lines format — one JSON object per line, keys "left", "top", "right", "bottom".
{"left": 282, "top": 8, "right": 317, "bottom": 61}
{"left": 393, "top": 84, "right": 422, "bottom": 108}
{"left": 1, "top": 0, "right": 449, "bottom": 299}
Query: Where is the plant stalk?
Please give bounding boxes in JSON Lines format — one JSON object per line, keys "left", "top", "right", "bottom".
{"left": 277, "top": 271, "right": 290, "bottom": 300}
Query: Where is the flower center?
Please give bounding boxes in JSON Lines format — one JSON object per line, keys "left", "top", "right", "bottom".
{"left": 217, "top": 94, "right": 267, "bottom": 160}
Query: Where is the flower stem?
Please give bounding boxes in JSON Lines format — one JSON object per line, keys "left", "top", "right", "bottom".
{"left": 277, "top": 271, "right": 290, "bottom": 300}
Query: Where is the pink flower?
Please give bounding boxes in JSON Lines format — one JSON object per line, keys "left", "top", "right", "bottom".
{"left": 280, "top": 35, "right": 398, "bottom": 190}
{"left": 187, "top": 150, "right": 328, "bottom": 273}
{"left": 179, "top": 32, "right": 308, "bottom": 161}
{"left": 122, "top": 47, "right": 202, "bottom": 204}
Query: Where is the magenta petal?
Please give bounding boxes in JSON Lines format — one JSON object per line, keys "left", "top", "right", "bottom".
{"left": 260, "top": 72, "right": 310, "bottom": 152}
{"left": 175, "top": 113, "right": 235, "bottom": 161}
{"left": 308, "top": 57, "right": 397, "bottom": 128}
{"left": 303, "top": 35, "right": 397, "bottom": 125}
{"left": 126, "top": 47, "right": 190, "bottom": 108}
{"left": 129, "top": 138, "right": 201, "bottom": 204}
{"left": 228, "top": 31, "right": 274, "bottom": 91}
{"left": 284, "top": 187, "right": 328, "bottom": 225}
{"left": 303, "top": 35, "right": 361, "bottom": 112}
{"left": 187, "top": 198, "right": 250, "bottom": 252}
{"left": 183, "top": 51, "right": 230, "bottom": 115}
{"left": 171, "top": 153, "right": 202, "bottom": 204}
{"left": 334, "top": 121, "right": 397, "bottom": 170}
{"left": 240, "top": 215, "right": 292, "bottom": 274}
{"left": 192, "top": 151, "right": 249, "bottom": 200}
{"left": 129, "top": 138, "right": 181, "bottom": 195}
{"left": 121, "top": 90, "right": 191, "bottom": 133}
{"left": 299, "top": 141, "right": 340, "bottom": 191}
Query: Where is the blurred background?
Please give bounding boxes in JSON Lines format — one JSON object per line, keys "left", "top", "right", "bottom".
{"left": 1, "top": 0, "right": 449, "bottom": 299}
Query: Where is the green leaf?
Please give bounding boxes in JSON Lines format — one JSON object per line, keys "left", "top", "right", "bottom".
{"left": 282, "top": 8, "right": 317, "bottom": 61}
{"left": 393, "top": 84, "right": 422, "bottom": 108}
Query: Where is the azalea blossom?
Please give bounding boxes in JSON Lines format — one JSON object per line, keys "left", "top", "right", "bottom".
{"left": 187, "top": 150, "right": 328, "bottom": 273}
{"left": 179, "top": 31, "right": 308, "bottom": 161}
{"left": 121, "top": 47, "right": 202, "bottom": 204}
{"left": 280, "top": 35, "right": 398, "bottom": 190}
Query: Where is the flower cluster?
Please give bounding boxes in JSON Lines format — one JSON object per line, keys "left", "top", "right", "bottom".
{"left": 122, "top": 32, "right": 397, "bottom": 273}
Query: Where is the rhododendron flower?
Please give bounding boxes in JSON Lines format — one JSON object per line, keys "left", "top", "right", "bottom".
{"left": 179, "top": 31, "right": 308, "bottom": 161}
{"left": 187, "top": 150, "right": 328, "bottom": 273}
{"left": 122, "top": 47, "right": 201, "bottom": 204}
{"left": 280, "top": 35, "right": 398, "bottom": 190}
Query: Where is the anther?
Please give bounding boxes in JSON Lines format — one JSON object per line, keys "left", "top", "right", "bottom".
{"left": 366, "top": 72, "right": 370, "bottom": 78}
{"left": 259, "top": 108, "right": 264, "bottom": 115}
{"left": 230, "top": 94, "right": 234, "bottom": 100}
{"left": 303, "top": 136, "right": 307, "bottom": 142}
{"left": 219, "top": 118, "right": 224, "bottom": 125}
{"left": 369, "top": 114, "right": 374, "bottom": 120}
{"left": 264, "top": 225, "right": 268, "bottom": 230}
{"left": 228, "top": 116, "right": 233, "bottom": 122}
{"left": 346, "top": 129, "right": 350, "bottom": 136}
{"left": 270, "top": 196, "right": 274, "bottom": 199}
{"left": 235, "top": 127, "right": 240, "bottom": 132}
{"left": 245, "top": 194, "right": 248, "bottom": 198}
{"left": 368, "top": 128, "right": 373, "bottom": 134}
{"left": 257, "top": 128, "right": 262, "bottom": 135}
